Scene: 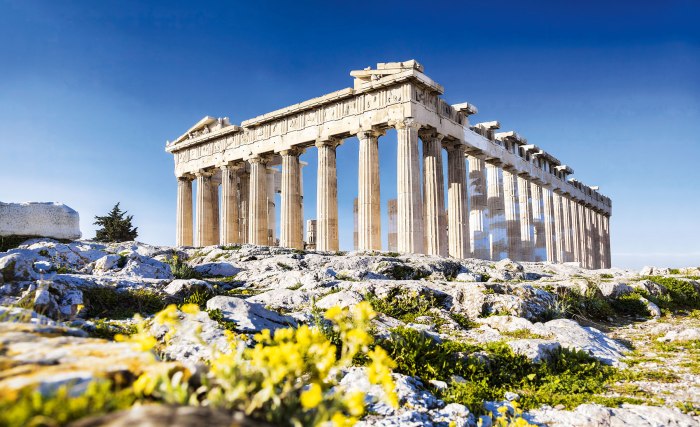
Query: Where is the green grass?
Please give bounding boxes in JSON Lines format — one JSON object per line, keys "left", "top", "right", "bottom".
{"left": 82, "top": 287, "right": 169, "bottom": 319}
{"left": 366, "top": 288, "right": 447, "bottom": 324}
{"left": 378, "top": 327, "right": 638, "bottom": 415}
{"left": 0, "top": 381, "right": 136, "bottom": 426}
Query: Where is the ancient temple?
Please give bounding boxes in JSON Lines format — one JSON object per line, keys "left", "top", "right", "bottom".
{"left": 166, "top": 60, "right": 612, "bottom": 269}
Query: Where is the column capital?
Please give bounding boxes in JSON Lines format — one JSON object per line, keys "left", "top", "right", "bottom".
{"left": 194, "top": 169, "right": 215, "bottom": 178}
{"left": 177, "top": 173, "right": 195, "bottom": 181}
{"left": 315, "top": 137, "right": 341, "bottom": 149}
{"left": 280, "top": 147, "right": 305, "bottom": 157}
{"left": 219, "top": 161, "right": 244, "bottom": 172}
{"left": 418, "top": 128, "right": 444, "bottom": 142}
{"left": 248, "top": 154, "right": 271, "bottom": 165}
{"left": 356, "top": 128, "right": 386, "bottom": 140}
{"left": 393, "top": 117, "right": 421, "bottom": 131}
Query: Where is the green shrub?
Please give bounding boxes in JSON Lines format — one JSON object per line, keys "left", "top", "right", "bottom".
{"left": 644, "top": 276, "right": 700, "bottom": 311}
{"left": 381, "top": 263, "right": 430, "bottom": 280}
{"left": 82, "top": 287, "right": 168, "bottom": 319}
{"left": 181, "top": 289, "right": 214, "bottom": 308}
{"left": 610, "top": 293, "right": 649, "bottom": 317}
{"left": 449, "top": 312, "right": 477, "bottom": 330}
{"left": 167, "top": 255, "right": 201, "bottom": 280}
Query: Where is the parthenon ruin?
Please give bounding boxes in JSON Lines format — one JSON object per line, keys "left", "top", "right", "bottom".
{"left": 166, "top": 60, "right": 612, "bottom": 269}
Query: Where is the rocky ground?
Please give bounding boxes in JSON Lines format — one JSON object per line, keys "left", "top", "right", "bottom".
{"left": 1, "top": 238, "right": 699, "bottom": 426}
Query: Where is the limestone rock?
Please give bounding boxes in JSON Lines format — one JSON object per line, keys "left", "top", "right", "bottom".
{"left": 507, "top": 339, "right": 561, "bottom": 363}
{"left": 0, "top": 249, "right": 40, "bottom": 281}
{"left": 315, "top": 289, "right": 364, "bottom": 309}
{"left": 193, "top": 262, "right": 239, "bottom": 278}
{"left": 598, "top": 282, "right": 634, "bottom": 298}
{"left": 163, "top": 279, "right": 213, "bottom": 298}
{"left": 205, "top": 296, "right": 296, "bottom": 334}
{"left": 640, "top": 297, "right": 662, "bottom": 318}
{"left": 247, "top": 288, "right": 311, "bottom": 312}
{"left": 151, "top": 310, "right": 230, "bottom": 366}
{"left": 526, "top": 403, "right": 699, "bottom": 427}
{"left": 0, "top": 202, "right": 81, "bottom": 240}
{"left": 543, "top": 319, "right": 627, "bottom": 366}
{"left": 93, "top": 254, "right": 123, "bottom": 273}
{"left": 630, "top": 279, "right": 669, "bottom": 297}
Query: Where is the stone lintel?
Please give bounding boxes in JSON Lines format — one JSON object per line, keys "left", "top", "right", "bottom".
{"left": 473, "top": 121, "right": 501, "bottom": 130}
{"left": 452, "top": 102, "right": 478, "bottom": 116}
{"left": 495, "top": 131, "right": 527, "bottom": 145}
{"left": 555, "top": 164, "right": 574, "bottom": 175}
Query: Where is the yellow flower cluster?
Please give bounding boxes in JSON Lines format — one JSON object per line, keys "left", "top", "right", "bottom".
{"left": 129, "top": 301, "right": 398, "bottom": 427}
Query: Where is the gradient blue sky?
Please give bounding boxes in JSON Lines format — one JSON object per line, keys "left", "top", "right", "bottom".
{"left": 1, "top": 0, "right": 698, "bottom": 269}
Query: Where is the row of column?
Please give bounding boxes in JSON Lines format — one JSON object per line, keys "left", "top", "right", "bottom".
{"left": 175, "top": 119, "right": 611, "bottom": 269}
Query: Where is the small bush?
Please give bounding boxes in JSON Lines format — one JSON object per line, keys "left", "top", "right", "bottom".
{"left": 610, "top": 293, "right": 649, "bottom": 317}
{"left": 205, "top": 308, "right": 237, "bottom": 331}
{"left": 167, "top": 255, "right": 201, "bottom": 280}
{"left": 645, "top": 276, "right": 700, "bottom": 311}
{"left": 88, "top": 319, "right": 138, "bottom": 340}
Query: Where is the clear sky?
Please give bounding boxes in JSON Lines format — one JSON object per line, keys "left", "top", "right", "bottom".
{"left": 1, "top": 0, "right": 698, "bottom": 270}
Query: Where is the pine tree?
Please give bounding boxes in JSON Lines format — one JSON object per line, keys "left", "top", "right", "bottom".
{"left": 94, "top": 203, "right": 138, "bottom": 242}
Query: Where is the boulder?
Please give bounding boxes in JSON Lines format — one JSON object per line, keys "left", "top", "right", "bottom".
{"left": 0, "top": 202, "right": 81, "bottom": 240}
{"left": 163, "top": 279, "right": 213, "bottom": 298}
{"left": 507, "top": 339, "right": 561, "bottom": 363}
{"left": 657, "top": 328, "right": 700, "bottom": 343}
{"left": 598, "top": 282, "right": 634, "bottom": 298}
{"left": 630, "top": 279, "right": 668, "bottom": 297}
{"left": 315, "top": 290, "right": 364, "bottom": 309}
{"left": 246, "top": 288, "right": 311, "bottom": 312}
{"left": 205, "top": 296, "right": 296, "bottom": 334}
{"left": 193, "top": 262, "right": 239, "bottom": 278}
{"left": 150, "top": 310, "right": 230, "bottom": 366}
{"left": 543, "top": 319, "right": 627, "bottom": 366}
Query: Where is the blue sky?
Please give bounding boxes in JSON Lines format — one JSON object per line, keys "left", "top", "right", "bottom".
{"left": 1, "top": 0, "right": 698, "bottom": 269}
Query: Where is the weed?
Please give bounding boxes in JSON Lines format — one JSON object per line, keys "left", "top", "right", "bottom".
{"left": 277, "top": 262, "right": 293, "bottom": 271}
{"left": 88, "top": 319, "right": 137, "bottom": 340}
{"left": 220, "top": 245, "right": 242, "bottom": 251}
{"left": 288, "top": 282, "right": 303, "bottom": 290}
{"left": 450, "top": 312, "right": 478, "bottom": 330}
{"left": 206, "top": 308, "right": 237, "bottom": 331}
{"left": 167, "top": 255, "right": 201, "bottom": 280}
{"left": 644, "top": 276, "right": 700, "bottom": 311}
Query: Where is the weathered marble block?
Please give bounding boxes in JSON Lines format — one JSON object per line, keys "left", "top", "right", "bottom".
{"left": 0, "top": 202, "right": 81, "bottom": 240}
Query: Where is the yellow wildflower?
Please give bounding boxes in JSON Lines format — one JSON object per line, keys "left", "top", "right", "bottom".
{"left": 300, "top": 383, "right": 323, "bottom": 409}
{"left": 154, "top": 304, "right": 179, "bottom": 326}
{"left": 346, "top": 390, "right": 365, "bottom": 417}
{"left": 180, "top": 303, "right": 200, "bottom": 315}
{"left": 324, "top": 305, "right": 344, "bottom": 322}
{"left": 331, "top": 412, "right": 357, "bottom": 427}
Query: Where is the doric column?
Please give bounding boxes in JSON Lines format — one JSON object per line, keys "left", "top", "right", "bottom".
{"left": 502, "top": 168, "right": 521, "bottom": 260}
{"left": 280, "top": 149, "right": 303, "bottom": 249}
{"left": 238, "top": 170, "right": 250, "bottom": 244}
{"left": 421, "top": 130, "right": 447, "bottom": 256}
{"left": 176, "top": 176, "right": 193, "bottom": 247}
{"left": 569, "top": 198, "right": 581, "bottom": 264}
{"left": 387, "top": 199, "right": 398, "bottom": 252}
{"left": 591, "top": 209, "right": 601, "bottom": 269}
{"left": 395, "top": 119, "right": 423, "bottom": 254}
{"left": 561, "top": 195, "right": 573, "bottom": 262}
{"left": 542, "top": 186, "right": 556, "bottom": 262}
{"left": 468, "top": 155, "right": 489, "bottom": 259}
{"left": 552, "top": 191, "right": 564, "bottom": 263}
{"left": 248, "top": 156, "right": 269, "bottom": 246}
{"left": 577, "top": 202, "right": 589, "bottom": 268}
{"left": 486, "top": 162, "right": 507, "bottom": 261}
{"left": 446, "top": 144, "right": 469, "bottom": 259}
{"left": 316, "top": 138, "right": 340, "bottom": 252}
{"left": 220, "top": 163, "right": 241, "bottom": 245}
{"left": 603, "top": 214, "right": 611, "bottom": 268}
{"left": 357, "top": 129, "right": 383, "bottom": 251}
{"left": 195, "top": 171, "right": 214, "bottom": 247}
{"left": 530, "top": 181, "right": 546, "bottom": 261}
{"left": 583, "top": 205, "right": 594, "bottom": 269}
{"left": 517, "top": 175, "right": 534, "bottom": 261}
{"left": 266, "top": 167, "right": 278, "bottom": 246}
{"left": 211, "top": 177, "right": 220, "bottom": 245}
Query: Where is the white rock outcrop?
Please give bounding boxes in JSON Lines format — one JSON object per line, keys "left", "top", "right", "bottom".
{"left": 0, "top": 202, "right": 81, "bottom": 240}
